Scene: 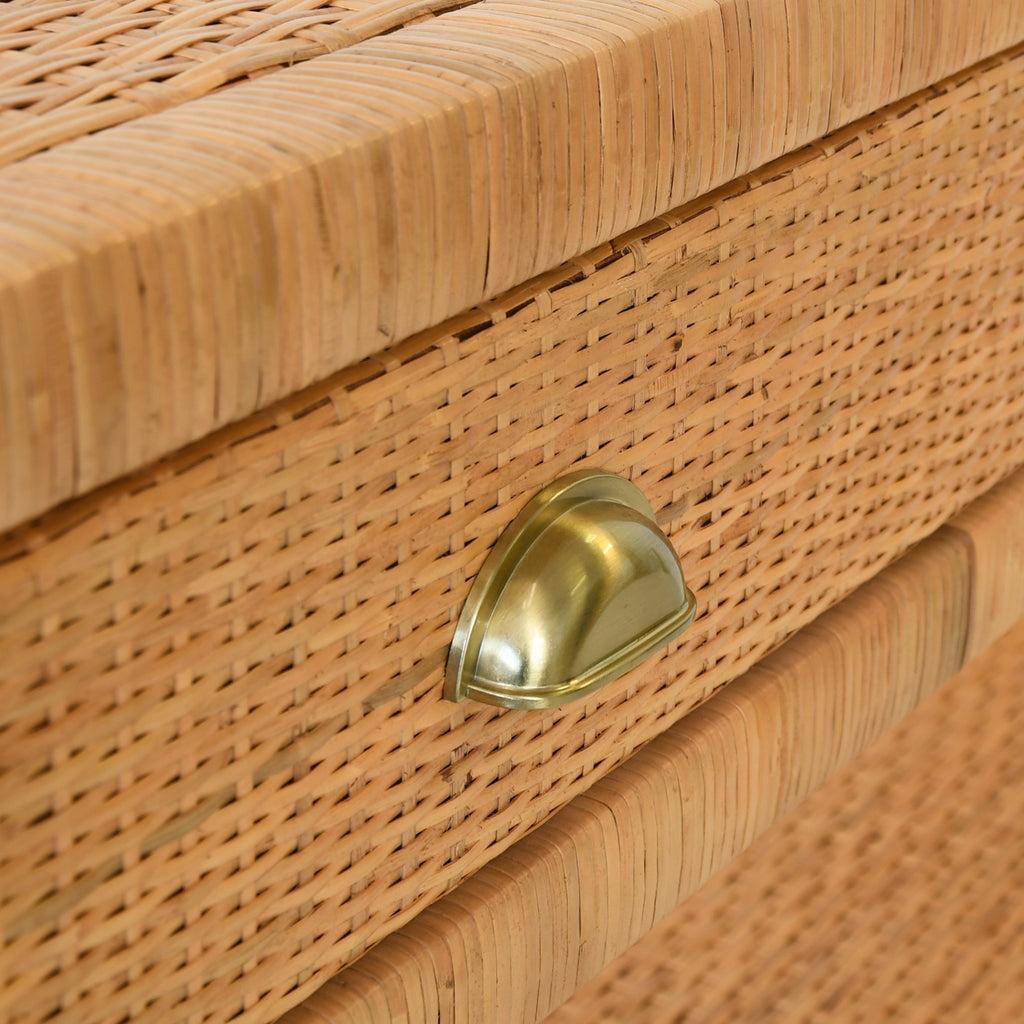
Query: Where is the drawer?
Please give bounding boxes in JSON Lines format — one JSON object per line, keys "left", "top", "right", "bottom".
{"left": 4, "top": 6, "right": 1024, "bottom": 1024}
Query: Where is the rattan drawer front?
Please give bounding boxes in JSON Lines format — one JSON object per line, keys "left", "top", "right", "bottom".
{"left": 5, "top": 45, "right": 1024, "bottom": 1024}
{"left": 280, "top": 467, "right": 1024, "bottom": 1023}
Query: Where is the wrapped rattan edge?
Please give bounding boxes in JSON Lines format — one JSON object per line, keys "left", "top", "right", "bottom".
{"left": 543, "top": 597, "right": 1024, "bottom": 1024}
{"left": 278, "top": 468, "right": 1024, "bottom": 1024}
{"left": 4, "top": 1, "right": 1024, "bottom": 531}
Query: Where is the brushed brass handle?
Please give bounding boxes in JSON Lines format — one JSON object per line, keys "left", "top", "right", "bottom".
{"left": 444, "top": 470, "right": 697, "bottom": 709}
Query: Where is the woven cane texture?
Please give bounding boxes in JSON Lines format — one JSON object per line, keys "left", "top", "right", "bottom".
{"left": 0, "top": 0, "right": 476, "bottom": 168}
{"left": 4, "top": 1, "right": 1024, "bottom": 530}
{"left": 280, "top": 466, "right": 1024, "bottom": 1024}
{"left": 541, "top": 616, "right": 1024, "bottom": 1024}
{"left": 5, "top": 48, "right": 1024, "bottom": 1024}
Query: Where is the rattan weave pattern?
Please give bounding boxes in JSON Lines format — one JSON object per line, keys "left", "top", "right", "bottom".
{"left": 5, "top": 46, "right": 1024, "bottom": 1024}
{"left": 5, "top": 1, "right": 1024, "bottom": 530}
{"left": 0, "top": 0, "right": 479, "bottom": 166}
{"left": 541, "top": 620, "right": 1024, "bottom": 1024}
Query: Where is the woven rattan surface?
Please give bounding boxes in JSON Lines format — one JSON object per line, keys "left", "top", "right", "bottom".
{"left": 541, "top": 617, "right": 1024, "bottom": 1024}
{"left": 0, "top": 0, "right": 478, "bottom": 167}
{"left": 4, "top": 45, "right": 1024, "bottom": 1024}
{"left": 279, "top": 467, "right": 1024, "bottom": 1024}
{"left": 4, "top": 1, "right": 1024, "bottom": 529}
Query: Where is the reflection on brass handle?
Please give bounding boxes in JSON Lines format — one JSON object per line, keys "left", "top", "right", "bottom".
{"left": 444, "top": 470, "right": 697, "bottom": 709}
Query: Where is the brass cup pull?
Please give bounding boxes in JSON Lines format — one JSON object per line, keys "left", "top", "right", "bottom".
{"left": 444, "top": 470, "right": 697, "bottom": 709}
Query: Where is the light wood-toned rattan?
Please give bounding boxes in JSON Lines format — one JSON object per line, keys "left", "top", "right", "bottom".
{"left": 279, "top": 468, "right": 1024, "bottom": 1024}
{"left": 5, "top": 41, "right": 1024, "bottom": 1024}
{"left": 3, "top": 0, "right": 1024, "bottom": 528}
{"left": 0, "top": 0, "right": 478, "bottom": 168}
{"left": 540, "top": 621, "right": 1024, "bottom": 1024}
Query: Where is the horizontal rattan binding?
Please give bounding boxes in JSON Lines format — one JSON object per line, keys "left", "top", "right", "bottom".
{"left": 4, "top": 1, "right": 1024, "bottom": 529}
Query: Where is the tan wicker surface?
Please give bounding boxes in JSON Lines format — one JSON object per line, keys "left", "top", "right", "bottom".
{"left": 5, "top": 43, "right": 1024, "bottom": 1024}
{"left": 4, "top": 1, "right": 1024, "bottom": 529}
{"left": 541, "top": 618, "right": 1024, "bottom": 1024}
{"left": 278, "top": 470, "right": 1024, "bottom": 1024}
{"left": 0, "top": 0, "right": 477, "bottom": 167}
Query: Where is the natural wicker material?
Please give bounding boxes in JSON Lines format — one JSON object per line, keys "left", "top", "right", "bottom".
{"left": 5, "top": 44, "right": 1024, "bottom": 1024}
{"left": 278, "top": 470, "right": 1024, "bottom": 1023}
{"left": 4, "top": 0, "right": 1024, "bottom": 529}
{"left": 541, "top": 622, "right": 1024, "bottom": 1024}
{"left": 0, "top": 0, "right": 478, "bottom": 167}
